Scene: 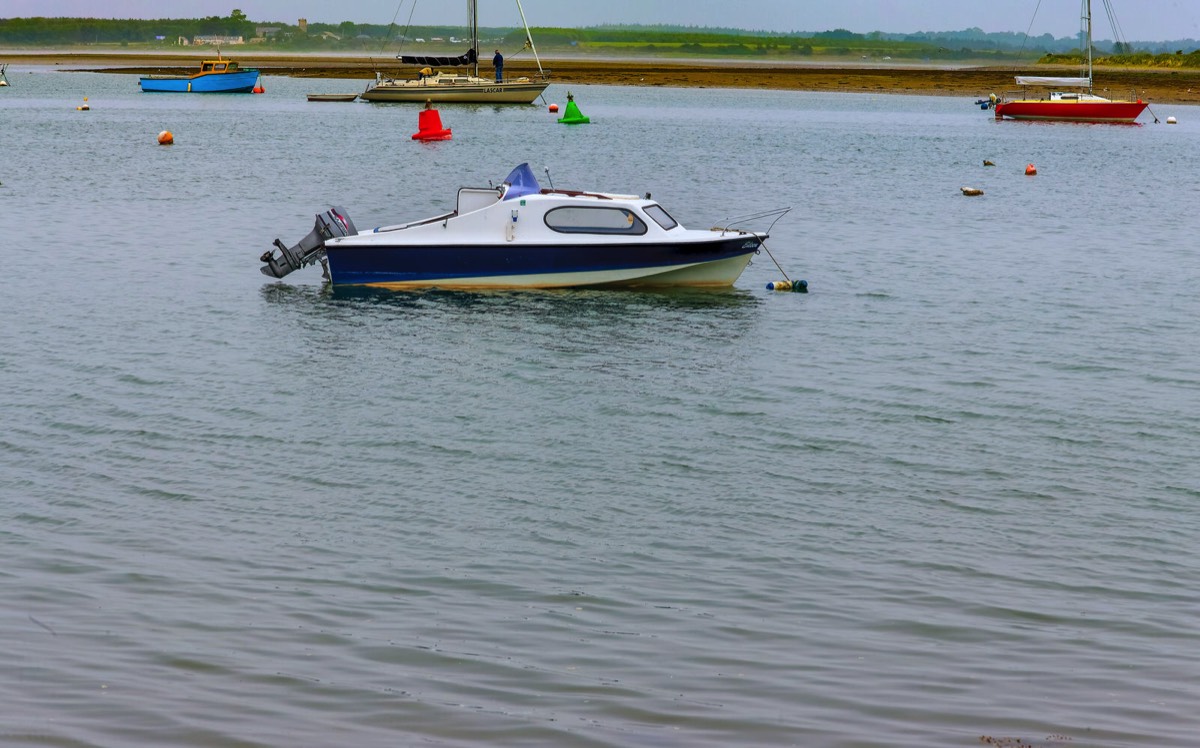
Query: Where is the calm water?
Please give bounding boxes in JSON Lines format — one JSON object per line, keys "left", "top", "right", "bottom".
{"left": 2, "top": 66, "right": 1199, "bottom": 747}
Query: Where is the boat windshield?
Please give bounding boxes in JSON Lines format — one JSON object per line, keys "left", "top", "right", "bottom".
{"left": 502, "top": 163, "right": 541, "bottom": 200}
{"left": 643, "top": 204, "right": 678, "bottom": 230}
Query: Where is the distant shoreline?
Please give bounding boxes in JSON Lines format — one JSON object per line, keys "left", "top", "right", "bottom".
{"left": 6, "top": 51, "right": 1200, "bottom": 104}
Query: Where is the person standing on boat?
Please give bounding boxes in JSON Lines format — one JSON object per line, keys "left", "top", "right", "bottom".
{"left": 492, "top": 49, "right": 503, "bottom": 83}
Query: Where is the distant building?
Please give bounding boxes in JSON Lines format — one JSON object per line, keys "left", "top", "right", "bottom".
{"left": 194, "top": 35, "right": 245, "bottom": 46}
{"left": 250, "top": 26, "right": 281, "bottom": 45}
{"left": 298, "top": 18, "right": 308, "bottom": 34}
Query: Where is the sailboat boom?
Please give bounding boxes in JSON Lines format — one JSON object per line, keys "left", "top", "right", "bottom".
{"left": 1015, "top": 76, "right": 1091, "bottom": 87}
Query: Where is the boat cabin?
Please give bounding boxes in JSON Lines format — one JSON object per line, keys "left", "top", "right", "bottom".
{"left": 199, "top": 60, "right": 240, "bottom": 74}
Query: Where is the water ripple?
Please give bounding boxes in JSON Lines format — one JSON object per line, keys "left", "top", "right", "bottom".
{"left": 3, "top": 76, "right": 1200, "bottom": 747}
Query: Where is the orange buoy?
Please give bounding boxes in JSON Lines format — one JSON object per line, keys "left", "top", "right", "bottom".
{"left": 1025, "top": 163, "right": 1037, "bottom": 176}
{"left": 548, "top": 103, "right": 559, "bottom": 113}
{"left": 253, "top": 84, "right": 265, "bottom": 94}
{"left": 157, "top": 130, "right": 174, "bottom": 145}
{"left": 412, "top": 101, "right": 451, "bottom": 141}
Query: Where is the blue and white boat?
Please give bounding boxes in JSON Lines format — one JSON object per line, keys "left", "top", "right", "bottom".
{"left": 139, "top": 57, "right": 259, "bottom": 93}
{"left": 261, "top": 164, "right": 783, "bottom": 289}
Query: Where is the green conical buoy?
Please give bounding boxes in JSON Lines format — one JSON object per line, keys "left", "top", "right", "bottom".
{"left": 557, "top": 91, "right": 590, "bottom": 124}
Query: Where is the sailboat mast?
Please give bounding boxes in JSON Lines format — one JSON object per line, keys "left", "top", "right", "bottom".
{"left": 1084, "top": 0, "right": 1093, "bottom": 88}
{"left": 471, "top": 0, "right": 480, "bottom": 77}
{"left": 514, "top": 0, "right": 545, "bottom": 78}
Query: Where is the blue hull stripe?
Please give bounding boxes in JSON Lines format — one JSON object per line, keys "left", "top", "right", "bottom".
{"left": 326, "top": 237, "right": 760, "bottom": 285}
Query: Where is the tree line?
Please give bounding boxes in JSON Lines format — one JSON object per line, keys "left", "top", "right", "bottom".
{"left": 2, "top": 11, "right": 1195, "bottom": 60}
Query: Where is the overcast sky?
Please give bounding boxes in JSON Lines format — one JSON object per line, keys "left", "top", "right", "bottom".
{"left": 4, "top": 1, "right": 1199, "bottom": 41}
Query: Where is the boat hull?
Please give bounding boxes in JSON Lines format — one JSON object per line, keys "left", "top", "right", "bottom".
{"left": 139, "top": 70, "right": 260, "bottom": 93}
{"left": 324, "top": 236, "right": 762, "bottom": 289}
{"left": 994, "top": 99, "right": 1147, "bottom": 123}
{"left": 307, "top": 93, "right": 358, "bottom": 102}
{"left": 360, "top": 80, "right": 548, "bottom": 104}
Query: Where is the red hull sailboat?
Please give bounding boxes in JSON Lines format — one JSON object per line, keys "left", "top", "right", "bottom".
{"left": 995, "top": 91, "right": 1146, "bottom": 123}
{"left": 993, "top": 0, "right": 1147, "bottom": 124}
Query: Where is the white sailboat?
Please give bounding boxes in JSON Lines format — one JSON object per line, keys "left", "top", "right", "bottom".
{"left": 360, "top": 0, "right": 549, "bottom": 104}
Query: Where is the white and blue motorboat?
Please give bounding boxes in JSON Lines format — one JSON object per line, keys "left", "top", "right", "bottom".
{"left": 261, "top": 164, "right": 784, "bottom": 290}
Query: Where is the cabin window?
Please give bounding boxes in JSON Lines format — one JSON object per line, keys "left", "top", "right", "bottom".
{"left": 544, "top": 207, "right": 647, "bottom": 235}
{"left": 215, "top": 63, "right": 226, "bottom": 71}
{"left": 643, "top": 204, "right": 678, "bottom": 230}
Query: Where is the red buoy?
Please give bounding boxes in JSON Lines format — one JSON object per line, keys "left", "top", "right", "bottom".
{"left": 1025, "top": 163, "right": 1037, "bottom": 176}
{"left": 253, "top": 84, "right": 265, "bottom": 94}
{"left": 157, "top": 130, "right": 174, "bottom": 145}
{"left": 412, "top": 104, "right": 452, "bottom": 141}
{"left": 548, "top": 103, "right": 559, "bottom": 113}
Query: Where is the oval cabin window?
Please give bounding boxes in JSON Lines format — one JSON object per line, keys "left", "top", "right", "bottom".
{"left": 544, "top": 207, "right": 647, "bottom": 235}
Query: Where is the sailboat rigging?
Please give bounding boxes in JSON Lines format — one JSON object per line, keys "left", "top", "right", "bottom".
{"left": 361, "top": 0, "right": 549, "bottom": 104}
{"left": 992, "top": 0, "right": 1148, "bottom": 123}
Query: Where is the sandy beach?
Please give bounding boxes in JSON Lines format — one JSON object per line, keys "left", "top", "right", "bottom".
{"left": 6, "top": 50, "right": 1200, "bottom": 104}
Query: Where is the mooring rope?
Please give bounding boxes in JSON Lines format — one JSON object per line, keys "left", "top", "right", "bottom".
{"left": 757, "top": 239, "right": 791, "bottom": 283}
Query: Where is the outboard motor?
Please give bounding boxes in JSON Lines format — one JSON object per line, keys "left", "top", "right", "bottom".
{"left": 260, "top": 207, "right": 357, "bottom": 279}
